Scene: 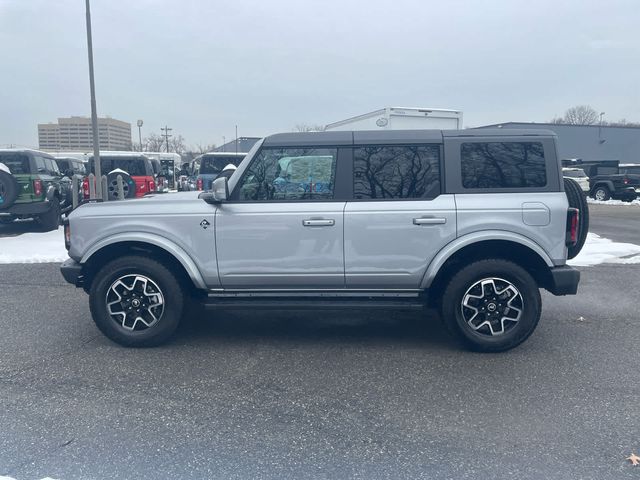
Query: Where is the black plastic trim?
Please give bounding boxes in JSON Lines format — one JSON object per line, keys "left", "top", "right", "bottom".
{"left": 546, "top": 265, "right": 580, "bottom": 296}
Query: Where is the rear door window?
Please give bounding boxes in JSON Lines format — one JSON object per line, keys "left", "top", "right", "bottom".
{"left": 353, "top": 145, "right": 441, "bottom": 199}
{"left": 461, "top": 142, "right": 546, "bottom": 189}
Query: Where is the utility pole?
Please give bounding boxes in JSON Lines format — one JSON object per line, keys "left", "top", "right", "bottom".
{"left": 85, "top": 0, "right": 102, "bottom": 199}
{"left": 235, "top": 125, "right": 238, "bottom": 154}
{"left": 222, "top": 136, "right": 226, "bottom": 152}
{"left": 161, "top": 125, "right": 172, "bottom": 153}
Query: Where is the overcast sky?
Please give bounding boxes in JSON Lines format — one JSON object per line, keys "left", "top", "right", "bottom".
{"left": 0, "top": 0, "right": 638, "bottom": 149}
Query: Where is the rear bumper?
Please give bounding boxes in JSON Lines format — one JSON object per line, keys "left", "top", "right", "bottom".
{"left": 1, "top": 200, "right": 52, "bottom": 216}
{"left": 60, "top": 258, "right": 84, "bottom": 287}
{"left": 547, "top": 265, "right": 580, "bottom": 296}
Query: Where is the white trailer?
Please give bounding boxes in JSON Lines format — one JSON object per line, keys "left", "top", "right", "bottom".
{"left": 325, "top": 107, "right": 463, "bottom": 131}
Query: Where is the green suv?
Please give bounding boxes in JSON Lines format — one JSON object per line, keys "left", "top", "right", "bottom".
{"left": 0, "top": 149, "right": 69, "bottom": 230}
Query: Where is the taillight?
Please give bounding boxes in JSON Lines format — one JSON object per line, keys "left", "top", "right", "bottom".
{"left": 33, "top": 179, "right": 43, "bottom": 196}
{"left": 82, "top": 178, "right": 90, "bottom": 199}
{"left": 64, "top": 220, "right": 71, "bottom": 250}
{"left": 566, "top": 208, "right": 579, "bottom": 246}
{"left": 149, "top": 179, "right": 156, "bottom": 192}
{"left": 196, "top": 178, "right": 203, "bottom": 191}
{"left": 623, "top": 177, "right": 629, "bottom": 185}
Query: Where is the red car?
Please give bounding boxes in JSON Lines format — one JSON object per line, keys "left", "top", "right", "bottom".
{"left": 85, "top": 153, "right": 156, "bottom": 199}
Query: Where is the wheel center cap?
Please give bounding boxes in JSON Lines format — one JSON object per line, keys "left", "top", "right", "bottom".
{"left": 131, "top": 299, "right": 141, "bottom": 307}
{"left": 487, "top": 302, "right": 497, "bottom": 312}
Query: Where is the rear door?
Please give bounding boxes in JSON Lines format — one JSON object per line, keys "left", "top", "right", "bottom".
{"left": 215, "top": 146, "right": 348, "bottom": 288}
{"left": 344, "top": 137, "right": 457, "bottom": 288}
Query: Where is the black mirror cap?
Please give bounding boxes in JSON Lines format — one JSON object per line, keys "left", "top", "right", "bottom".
{"left": 198, "top": 191, "right": 218, "bottom": 204}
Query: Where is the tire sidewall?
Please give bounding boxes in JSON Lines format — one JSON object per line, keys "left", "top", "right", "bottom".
{"left": 38, "top": 200, "right": 61, "bottom": 231}
{"left": 443, "top": 260, "right": 541, "bottom": 352}
{"left": 89, "top": 256, "right": 184, "bottom": 347}
{"left": 593, "top": 186, "right": 610, "bottom": 201}
{"left": 0, "top": 171, "right": 19, "bottom": 210}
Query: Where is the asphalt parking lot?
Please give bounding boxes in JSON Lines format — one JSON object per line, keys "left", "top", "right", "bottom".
{"left": 1, "top": 205, "right": 639, "bottom": 479}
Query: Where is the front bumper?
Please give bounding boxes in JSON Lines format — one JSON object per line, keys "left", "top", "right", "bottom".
{"left": 60, "top": 258, "right": 84, "bottom": 287}
{"left": 547, "top": 265, "right": 580, "bottom": 296}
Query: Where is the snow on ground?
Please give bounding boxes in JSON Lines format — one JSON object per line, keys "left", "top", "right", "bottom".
{"left": 0, "top": 227, "right": 68, "bottom": 264}
{"left": 587, "top": 197, "right": 640, "bottom": 206}
{"left": 568, "top": 233, "right": 640, "bottom": 267}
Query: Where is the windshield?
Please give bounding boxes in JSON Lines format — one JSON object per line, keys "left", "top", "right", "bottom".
{"left": 199, "top": 155, "right": 245, "bottom": 175}
{"left": 563, "top": 169, "right": 586, "bottom": 178}
{"left": 0, "top": 153, "right": 30, "bottom": 174}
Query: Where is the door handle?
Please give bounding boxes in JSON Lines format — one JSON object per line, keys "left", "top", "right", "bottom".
{"left": 302, "top": 219, "right": 335, "bottom": 227}
{"left": 413, "top": 217, "right": 447, "bottom": 226}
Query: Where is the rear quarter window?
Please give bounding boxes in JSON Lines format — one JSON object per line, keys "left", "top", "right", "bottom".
{"left": 461, "top": 142, "right": 547, "bottom": 189}
{"left": 0, "top": 153, "right": 30, "bottom": 174}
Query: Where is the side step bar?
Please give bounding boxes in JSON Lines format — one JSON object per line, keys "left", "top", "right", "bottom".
{"left": 203, "top": 293, "right": 428, "bottom": 310}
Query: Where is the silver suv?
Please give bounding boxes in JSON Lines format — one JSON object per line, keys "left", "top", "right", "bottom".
{"left": 61, "top": 129, "right": 585, "bottom": 352}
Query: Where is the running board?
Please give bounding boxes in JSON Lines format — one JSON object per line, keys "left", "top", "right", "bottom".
{"left": 204, "top": 297, "right": 426, "bottom": 310}
{"left": 203, "top": 292, "right": 427, "bottom": 310}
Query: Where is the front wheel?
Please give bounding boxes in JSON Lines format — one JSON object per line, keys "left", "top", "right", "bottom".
{"left": 592, "top": 186, "right": 611, "bottom": 201}
{"left": 89, "top": 256, "right": 185, "bottom": 347}
{"left": 441, "top": 259, "right": 541, "bottom": 352}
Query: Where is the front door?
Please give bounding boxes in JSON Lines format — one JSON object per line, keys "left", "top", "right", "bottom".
{"left": 215, "top": 146, "right": 345, "bottom": 289}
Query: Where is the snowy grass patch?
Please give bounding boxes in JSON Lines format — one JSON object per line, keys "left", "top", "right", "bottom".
{"left": 587, "top": 198, "right": 640, "bottom": 206}
{"left": 0, "top": 227, "right": 68, "bottom": 264}
{"left": 568, "top": 233, "right": 640, "bottom": 267}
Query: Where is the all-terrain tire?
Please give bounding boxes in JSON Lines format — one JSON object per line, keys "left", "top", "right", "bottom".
{"left": 0, "top": 171, "right": 19, "bottom": 210}
{"left": 592, "top": 185, "right": 611, "bottom": 201}
{"left": 38, "top": 200, "right": 61, "bottom": 231}
{"left": 564, "top": 177, "right": 589, "bottom": 259}
{"left": 441, "top": 259, "right": 541, "bottom": 352}
{"left": 89, "top": 256, "right": 185, "bottom": 347}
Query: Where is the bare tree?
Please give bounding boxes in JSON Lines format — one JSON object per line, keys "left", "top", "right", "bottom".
{"left": 142, "top": 133, "right": 165, "bottom": 152}
{"left": 603, "top": 119, "right": 640, "bottom": 127}
{"left": 560, "top": 105, "right": 600, "bottom": 125}
{"left": 168, "top": 134, "right": 186, "bottom": 154}
{"left": 293, "top": 123, "right": 326, "bottom": 132}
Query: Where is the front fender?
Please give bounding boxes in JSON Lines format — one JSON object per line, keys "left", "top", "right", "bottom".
{"left": 80, "top": 232, "right": 207, "bottom": 289}
{"left": 420, "top": 230, "right": 555, "bottom": 289}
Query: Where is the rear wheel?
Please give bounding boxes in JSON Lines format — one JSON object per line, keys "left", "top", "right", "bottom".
{"left": 89, "top": 256, "right": 185, "bottom": 347}
{"left": 441, "top": 259, "right": 541, "bottom": 352}
{"left": 37, "top": 200, "right": 61, "bottom": 231}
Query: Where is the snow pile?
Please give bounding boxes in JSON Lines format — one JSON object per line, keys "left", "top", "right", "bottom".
{"left": 0, "top": 227, "right": 68, "bottom": 264}
{"left": 587, "top": 197, "right": 640, "bottom": 206}
{"left": 0, "top": 477, "right": 58, "bottom": 480}
{"left": 568, "top": 233, "right": 640, "bottom": 266}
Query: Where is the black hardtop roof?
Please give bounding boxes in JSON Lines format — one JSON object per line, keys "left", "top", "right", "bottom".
{"left": 88, "top": 153, "right": 150, "bottom": 160}
{"left": 263, "top": 129, "right": 556, "bottom": 147}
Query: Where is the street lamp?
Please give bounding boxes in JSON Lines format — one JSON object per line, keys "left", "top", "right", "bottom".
{"left": 599, "top": 112, "right": 606, "bottom": 143}
{"left": 137, "top": 119, "right": 143, "bottom": 151}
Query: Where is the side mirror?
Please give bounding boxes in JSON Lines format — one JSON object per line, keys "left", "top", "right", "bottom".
{"left": 199, "top": 176, "right": 228, "bottom": 204}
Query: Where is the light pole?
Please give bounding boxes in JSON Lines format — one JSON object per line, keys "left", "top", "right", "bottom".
{"left": 85, "top": 0, "right": 102, "bottom": 199}
{"left": 599, "top": 112, "right": 605, "bottom": 143}
{"left": 137, "top": 119, "right": 143, "bottom": 151}
{"left": 222, "top": 136, "right": 225, "bottom": 152}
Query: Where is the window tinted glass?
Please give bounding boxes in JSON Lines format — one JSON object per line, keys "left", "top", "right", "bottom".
{"left": 90, "top": 157, "right": 149, "bottom": 176}
{"left": 35, "top": 156, "right": 47, "bottom": 173}
{"left": 461, "top": 142, "right": 546, "bottom": 189}
{"left": 56, "top": 159, "right": 70, "bottom": 171}
{"left": 353, "top": 145, "right": 440, "bottom": 199}
{"left": 621, "top": 166, "right": 640, "bottom": 175}
{"left": 199, "top": 155, "right": 245, "bottom": 174}
{"left": 0, "top": 153, "right": 30, "bottom": 174}
{"left": 563, "top": 169, "right": 586, "bottom": 178}
{"left": 238, "top": 148, "right": 337, "bottom": 201}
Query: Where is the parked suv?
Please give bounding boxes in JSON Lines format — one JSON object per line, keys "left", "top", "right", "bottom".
{"left": 562, "top": 167, "right": 589, "bottom": 193}
{"left": 0, "top": 149, "right": 68, "bottom": 230}
{"left": 61, "top": 129, "right": 584, "bottom": 352}
{"left": 195, "top": 152, "right": 246, "bottom": 191}
{"left": 85, "top": 153, "right": 156, "bottom": 199}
